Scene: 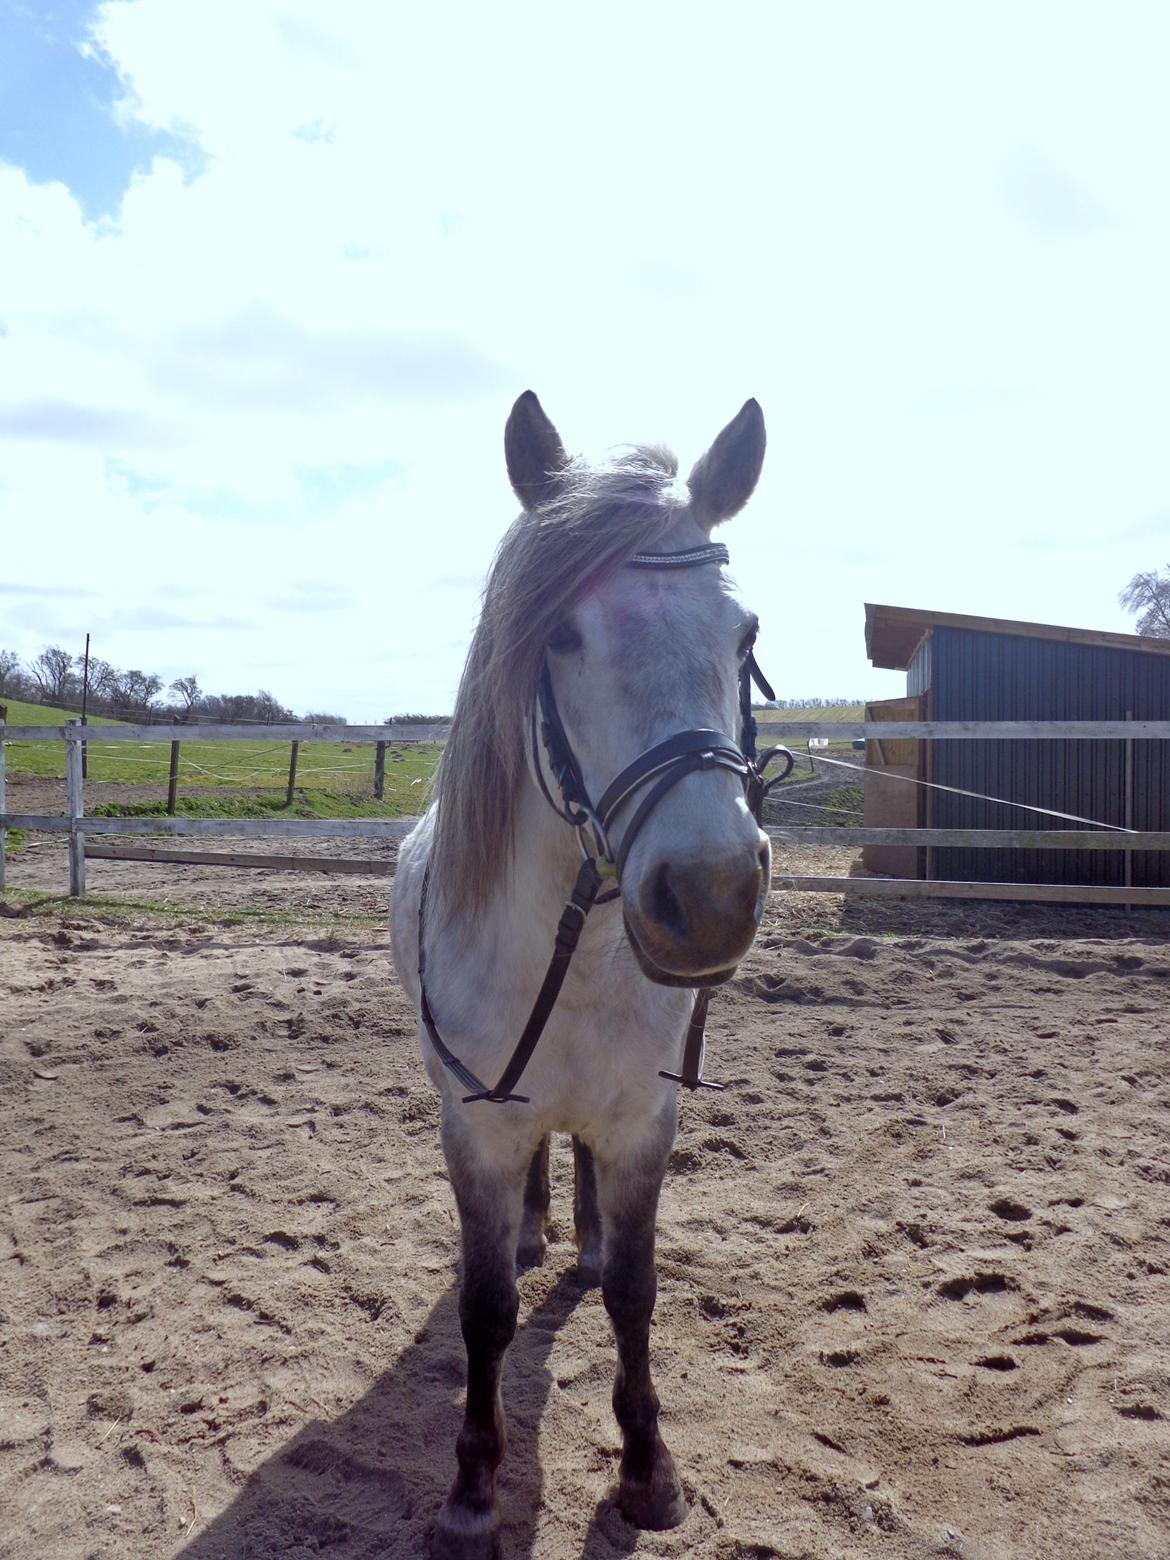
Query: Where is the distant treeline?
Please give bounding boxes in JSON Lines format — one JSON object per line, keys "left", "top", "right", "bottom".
{"left": 762, "top": 697, "right": 864, "bottom": 709}
{"left": 0, "top": 643, "right": 856, "bottom": 727}
{"left": 0, "top": 643, "right": 364, "bottom": 726}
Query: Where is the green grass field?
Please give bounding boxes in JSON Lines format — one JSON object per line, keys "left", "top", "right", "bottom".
{"left": 3, "top": 698, "right": 860, "bottom": 820}
{"left": 3, "top": 701, "right": 440, "bottom": 817}
{"left": 755, "top": 702, "right": 865, "bottom": 725}
{"left": 2, "top": 696, "right": 121, "bottom": 726}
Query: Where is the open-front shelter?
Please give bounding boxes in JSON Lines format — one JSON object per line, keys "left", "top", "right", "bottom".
{"left": 862, "top": 603, "right": 1170, "bottom": 888}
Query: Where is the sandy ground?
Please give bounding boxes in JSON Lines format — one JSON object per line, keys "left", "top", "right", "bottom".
{"left": 2, "top": 827, "right": 1169, "bottom": 1559}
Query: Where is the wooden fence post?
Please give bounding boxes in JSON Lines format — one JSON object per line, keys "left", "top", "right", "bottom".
{"left": 374, "top": 741, "right": 386, "bottom": 800}
{"left": 0, "top": 710, "right": 7, "bottom": 891}
{"left": 65, "top": 720, "right": 86, "bottom": 897}
{"left": 1124, "top": 710, "right": 1134, "bottom": 909}
{"left": 166, "top": 740, "right": 181, "bottom": 816}
{"left": 286, "top": 741, "right": 300, "bottom": 806}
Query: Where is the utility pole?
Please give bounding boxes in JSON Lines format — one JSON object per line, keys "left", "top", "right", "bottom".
{"left": 80, "top": 631, "right": 91, "bottom": 780}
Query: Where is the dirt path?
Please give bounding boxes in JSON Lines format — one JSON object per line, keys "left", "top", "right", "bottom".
{"left": 1, "top": 886, "right": 1168, "bottom": 1558}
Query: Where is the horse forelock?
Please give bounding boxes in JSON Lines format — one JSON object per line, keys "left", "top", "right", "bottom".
{"left": 429, "top": 445, "right": 684, "bottom": 919}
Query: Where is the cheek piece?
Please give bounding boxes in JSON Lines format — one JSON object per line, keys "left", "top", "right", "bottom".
{"left": 418, "top": 543, "right": 795, "bottom": 1105}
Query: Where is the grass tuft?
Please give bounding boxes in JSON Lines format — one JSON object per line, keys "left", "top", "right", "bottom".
{"left": 91, "top": 786, "right": 418, "bottom": 821}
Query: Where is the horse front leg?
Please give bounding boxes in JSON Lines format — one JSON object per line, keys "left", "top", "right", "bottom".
{"left": 595, "top": 1113, "right": 687, "bottom": 1531}
{"left": 516, "top": 1134, "right": 550, "bottom": 1268}
{"left": 571, "top": 1135, "right": 602, "bottom": 1285}
{"left": 435, "top": 1115, "right": 529, "bottom": 1560}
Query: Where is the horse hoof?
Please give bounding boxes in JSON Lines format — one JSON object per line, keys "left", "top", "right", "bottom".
{"left": 516, "top": 1238, "right": 546, "bottom": 1270}
{"left": 574, "top": 1256, "right": 601, "bottom": 1288}
{"left": 430, "top": 1505, "right": 500, "bottom": 1559}
{"left": 617, "top": 1476, "right": 688, "bottom": 1531}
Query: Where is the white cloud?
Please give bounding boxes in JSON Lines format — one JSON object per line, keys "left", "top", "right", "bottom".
{"left": 2, "top": 1, "right": 1170, "bottom": 717}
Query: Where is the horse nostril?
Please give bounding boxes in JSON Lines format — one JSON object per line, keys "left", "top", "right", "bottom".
{"left": 648, "top": 863, "right": 689, "bottom": 940}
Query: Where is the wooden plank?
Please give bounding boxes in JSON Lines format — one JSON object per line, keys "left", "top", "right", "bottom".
{"left": 865, "top": 600, "right": 1170, "bottom": 667}
{"left": 776, "top": 876, "right": 1170, "bottom": 905}
{"left": 286, "top": 740, "right": 300, "bottom": 805}
{"left": 770, "top": 828, "right": 1170, "bottom": 850}
{"left": 84, "top": 844, "right": 394, "bottom": 875}
{"left": 1, "top": 814, "right": 419, "bottom": 840}
{"left": 863, "top": 693, "right": 923, "bottom": 877}
{"left": 7, "top": 814, "right": 1170, "bottom": 851}
{"left": 9, "top": 717, "right": 1170, "bottom": 743}
{"left": 374, "top": 741, "right": 386, "bottom": 800}
{"left": 65, "top": 721, "right": 85, "bottom": 897}
{"left": 748, "top": 721, "right": 1170, "bottom": 741}
{"left": 6, "top": 721, "right": 449, "bottom": 743}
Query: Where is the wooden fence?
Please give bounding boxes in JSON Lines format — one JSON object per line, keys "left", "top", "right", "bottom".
{"left": 3, "top": 718, "right": 1170, "bottom": 905}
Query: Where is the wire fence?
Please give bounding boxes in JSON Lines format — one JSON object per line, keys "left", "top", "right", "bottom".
{"left": 3, "top": 718, "right": 1170, "bottom": 904}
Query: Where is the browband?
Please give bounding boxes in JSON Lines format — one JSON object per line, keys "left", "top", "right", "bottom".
{"left": 626, "top": 543, "right": 729, "bottom": 569}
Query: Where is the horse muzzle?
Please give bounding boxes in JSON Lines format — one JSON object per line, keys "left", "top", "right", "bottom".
{"left": 622, "top": 838, "right": 771, "bottom": 986}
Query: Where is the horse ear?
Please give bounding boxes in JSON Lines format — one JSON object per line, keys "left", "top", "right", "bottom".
{"left": 687, "top": 399, "right": 766, "bottom": 528}
{"left": 505, "top": 390, "right": 568, "bottom": 510}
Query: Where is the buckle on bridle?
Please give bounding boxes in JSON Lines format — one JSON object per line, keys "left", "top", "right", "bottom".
{"left": 575, "top": 811, "right": 615, "bottom": 870}
{"left": 745, "top": 744, "right": 796, "bottom": 821}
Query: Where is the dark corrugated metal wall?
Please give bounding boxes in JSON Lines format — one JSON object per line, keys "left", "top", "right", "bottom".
{"left": 927, "top": 627, "right": 1170, "bottom": 886}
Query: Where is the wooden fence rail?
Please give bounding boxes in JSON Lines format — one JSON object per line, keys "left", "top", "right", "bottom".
{"left": 3, "top": 718, "right": 1170, "bottom": 902}
{"left": 776, "top": 877, "right": 1170, "bottom": 905}
{"left": 2, "top": 814, "right": 416, "bottom": 839}
{"left": 2, "top": 721, "right": 449, "bottom": 743}
{"left": 7, "top": 816, "right": 1170, "bottom": 851}
{"left": 5, "top": 719, "right": 1170, "bottom": 744}
{"left": 84, "top": 844, "right": 394, "bottom": 876}
{"left": 779, "top": 827, "right": 1170, "bottom": 850}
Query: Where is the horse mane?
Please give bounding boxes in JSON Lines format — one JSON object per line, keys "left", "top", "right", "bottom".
{"left": 429, "top": 445, "right": 684, "bottom": 918}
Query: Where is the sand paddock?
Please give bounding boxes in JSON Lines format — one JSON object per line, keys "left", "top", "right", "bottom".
{"left": 2, "top": 877, "right": 1168, "bottom": 1559}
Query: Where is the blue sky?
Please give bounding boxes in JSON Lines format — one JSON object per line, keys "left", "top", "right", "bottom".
{"left": 0, "top": 0, "right": 202, "bottom": 219}
{"left": 1, "top": 1, "right": 1169, "bottom": 719}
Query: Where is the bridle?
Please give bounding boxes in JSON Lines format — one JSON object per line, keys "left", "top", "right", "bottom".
{"left": 417, "top": 541, "right": 795, "bottom": 1105}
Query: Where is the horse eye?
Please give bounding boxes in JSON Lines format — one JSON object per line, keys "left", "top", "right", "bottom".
{"left": 738, "top": 627, "right": 758, "bottom": 659}
{"left": 548, "top": 622, "right": 583, "bottom": 654}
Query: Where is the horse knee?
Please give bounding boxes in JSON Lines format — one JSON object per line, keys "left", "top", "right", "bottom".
{"left": 460, "top": 1273, "right": 518, "bottom": 1356}
{"left": 602, "top": 1261, "right": 657, "bottom": 1333}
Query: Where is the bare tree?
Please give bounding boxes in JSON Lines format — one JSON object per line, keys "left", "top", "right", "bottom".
{"left": 87, "top": 659, "right": 118, "bottom": 706}
{"left": 112, "top": 669, "right": 163, "bottom": 718}
{"left": 31, "top": 645, "right": 75, "bottom": 705}
{"left": 1120, "top": 565, "right": 1170, "bottom": 639}
{"left": 170, "top": 675, "right": 201, "bottom": 718}
{"left": 0, "top": 649, "right": 23, "bottom": 698}
{"left": 254, "top": 689, "right": 295, "bottom": 724}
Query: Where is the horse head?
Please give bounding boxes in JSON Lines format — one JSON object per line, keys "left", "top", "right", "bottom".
{"left": 506, "top": 391, "right": 771, "bottom": 986}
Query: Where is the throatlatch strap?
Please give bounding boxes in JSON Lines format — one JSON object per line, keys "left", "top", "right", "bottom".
{"left": 658, "top": 988, "right": 723, "bottom": 1091}
{"left": 462, "top": 857, "right": 603, "bottom": 1103}
{"left": 418, "top": 868, "right": 492, "bottom": 1098}
{"left": 418, "top": 858, "right": 605, "bottom": 1105}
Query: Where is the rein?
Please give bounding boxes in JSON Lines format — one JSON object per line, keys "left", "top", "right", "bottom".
{"left": 417, "top": 542, "right": 794, "bottom": 1105}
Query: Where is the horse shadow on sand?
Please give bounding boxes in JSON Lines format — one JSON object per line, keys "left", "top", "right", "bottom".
{"left": 176, "top": 1269, "right": 640, "bottom": 1560}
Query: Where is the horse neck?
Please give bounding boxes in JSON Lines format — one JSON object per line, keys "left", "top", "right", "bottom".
{"left": 508, "top": 763, "right": 593, "bottom": 925}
